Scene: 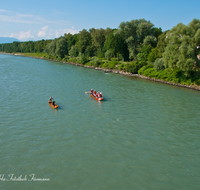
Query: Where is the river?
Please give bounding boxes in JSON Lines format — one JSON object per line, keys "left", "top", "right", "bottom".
{"left": 0, "top": 54, "right": 200, "bottom": 190}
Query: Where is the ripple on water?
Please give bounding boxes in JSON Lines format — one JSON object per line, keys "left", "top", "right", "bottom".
{"left": 0, "top": 54, "right": 200, "bottom": 190}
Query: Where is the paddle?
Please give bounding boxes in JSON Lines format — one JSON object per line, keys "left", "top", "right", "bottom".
{"left": 85, "top": 91, "right": 90, "bottom": 94}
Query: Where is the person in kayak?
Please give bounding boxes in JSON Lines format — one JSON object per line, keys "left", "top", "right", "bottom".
{"left": 49, "top": 96, "right": 53, "bottom": 101}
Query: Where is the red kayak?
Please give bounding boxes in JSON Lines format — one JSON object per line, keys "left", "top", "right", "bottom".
{"left": 90, "top": 93, "right": 103, "bottom": 101}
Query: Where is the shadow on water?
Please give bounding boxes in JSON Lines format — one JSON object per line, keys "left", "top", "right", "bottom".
{"left": 57, "top": 106, "right": 63, "bottom": 110}
{"left": 102, "top": 97, "right": 109, "bottom": 101}
{"left": 57, "top": 103, "right": 64, "bottom": 110}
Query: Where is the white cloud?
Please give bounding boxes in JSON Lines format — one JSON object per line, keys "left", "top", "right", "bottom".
{"left": 38, "top": 26, "right": 78, "bottom": 39}
{"left": 1, "top": 9, "right": 79, "bottom": 41}
{"left": 0, "top": 15, "right": 39, "bottom": 24}
{"left": 8, "top": 26, "right": 78, "bottom": 41}
{"left": 0, "top": 9, "right": 69, "bottom": 25}
{"left": 0, "top": 9, "right": 11, "bottom": 13}
{"left": 38, "top": 26, "right": 49, "bottom": 37}
{"left": 10, "top": 30, "right": 35, "bottom": 41}
{"left": 55, "top": 27, "right": 78, "bottom": 38}
{"left": 18, "top": 30, "right": 33, "bottom": 40}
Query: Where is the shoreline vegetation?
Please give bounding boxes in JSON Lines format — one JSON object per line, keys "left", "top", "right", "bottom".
{"left": 1, "top": 52, "right": 200, "bottom": 91}
{"left": 0, "top": 18, "right": 200, "bottom": 91}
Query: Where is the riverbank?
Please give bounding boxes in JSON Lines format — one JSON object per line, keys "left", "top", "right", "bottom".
{"left": 1, "top": 52, "right": 200, "bottom": 91}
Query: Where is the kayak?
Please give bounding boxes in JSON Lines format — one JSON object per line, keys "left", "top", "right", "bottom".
{"left": 90, "top": 93, "right": 103, "bottom": 101}
{"left": 48, "top": 101, "right": 58, "bottom": 109}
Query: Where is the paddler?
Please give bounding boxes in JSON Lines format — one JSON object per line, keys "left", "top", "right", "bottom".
{"left": 99, "top": 92, "right": 102, "bottom": 97}
{"left": 49, "top": 96, "right": 53, "bottom": 101}
{"left": 90, "top": 89, "right": 93, "bottom": 94}
{"left": 93, "top": 90, "right": 96, "bottom": 97}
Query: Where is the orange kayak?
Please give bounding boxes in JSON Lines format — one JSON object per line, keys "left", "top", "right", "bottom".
{"left": 48, "top": 101, "right": 58, "bottom": 109}
{"left": 90, "top": 93, "right": 103, "bottom": 101}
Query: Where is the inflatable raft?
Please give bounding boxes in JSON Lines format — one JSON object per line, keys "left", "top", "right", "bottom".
{"left": 90, "top": 93, "right": 103, "bottom": 101}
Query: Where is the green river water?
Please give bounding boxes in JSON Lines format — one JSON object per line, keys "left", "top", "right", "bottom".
{"left": 0, "top": 54, "right": 200, "bottom": 190}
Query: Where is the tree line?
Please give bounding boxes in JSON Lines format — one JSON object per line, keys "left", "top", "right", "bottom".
{"left": 0, "top": 18, "right": 200, "bottom": 85}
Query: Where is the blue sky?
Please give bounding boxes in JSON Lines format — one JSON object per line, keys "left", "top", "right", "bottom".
{"left": 0, "top": 0, "right": 199, "bottom": 41}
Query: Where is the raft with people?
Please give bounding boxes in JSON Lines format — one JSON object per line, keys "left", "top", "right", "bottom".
{"left": 89, "top": 89, "right": 103, "bottom": 101}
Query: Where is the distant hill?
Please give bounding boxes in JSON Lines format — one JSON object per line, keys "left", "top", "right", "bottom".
{"left": 0, "top": 37, "right": 20, "bottom": 44}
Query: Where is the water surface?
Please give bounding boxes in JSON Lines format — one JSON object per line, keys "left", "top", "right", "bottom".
{"left": 0, "top": 54, "right": 200, "bottom": 189}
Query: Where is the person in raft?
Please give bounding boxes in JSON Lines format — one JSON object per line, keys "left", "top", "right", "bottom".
{"left": 90, "top": 89, "right": 93, "bottom": 94}
{"left": 99, "top": 92, "right": 102, "bottom": 97}
{"left": 49, "top": 96, "right": 53, "bottom": 101}
{"left": 98, "top": 92, "right": 102, "bottom": 98}
{"left": 93, "top": 90, "right": 97, "bottom": 97}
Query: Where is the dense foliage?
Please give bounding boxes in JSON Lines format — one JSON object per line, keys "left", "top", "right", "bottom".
{"left": 0, "top": 18, "right": 200, "bottom": 85}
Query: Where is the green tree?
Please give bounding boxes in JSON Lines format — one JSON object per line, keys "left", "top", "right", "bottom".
{"left": 45, "top": 39, "right": 57, "bottom": 56}
{"left": 55, "top": 37, "right": 68, "bottom": 58}
{"left": 143, "top": 36, "right": 157, "bottom": 47}
{"left": 105, "top": 50, "right": 112, "bottom": 61}
{"left": 163, "top": 19, "right": 200, "bottom": 74}
{"left": 153, "top": 27, "right": 163, "bottom": 39}
{"left": 65, "top": 33, "right": 78, "bottom": 53}
{"left": 76, "top": 52, "right": 88, "bottom": 64}
{"left": 137, "top": 45, "right": 152, "bottom": 62}
{"left": 69, "top": 45, "right": 79, "bottom": 57}
{"left": 156, "top": 31, "right": 168, "bottom": 56}
{"left": 148, "top": 47, "right": 160, "bottom": 62}
{"left": 90, "top": 28, "right": 110, "bottom": 57}
{"left": 154, "top": 58, "right": 165, "bottom": 72}
{"left": 104, "top": 29, "right": 129, "bottom": 60}
{"left": 77, "top": 29, "right": 91, "bottom": 54}
{"left": 115, "top": 19, "right": 155, "bottom": 60}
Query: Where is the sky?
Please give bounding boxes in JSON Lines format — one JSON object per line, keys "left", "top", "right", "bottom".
{"left": 0, "top": 0, "right": 200, "bottom": 41}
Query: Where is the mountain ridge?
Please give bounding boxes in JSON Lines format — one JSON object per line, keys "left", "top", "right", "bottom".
{"left": 0, "top": 37, "right": 20, "bottom": 44}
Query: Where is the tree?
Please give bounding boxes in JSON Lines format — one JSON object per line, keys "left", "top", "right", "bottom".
{"left": 69, "top": 45, "right": 79, "bottom": 57}
{"left": 153, "top": 27, "right": 163, "bottom": 39}
{"left": 55, "top": 37, "right": 68, "bottom": 58}
{"left": 65, "top": 33, "right": 78, "bottom": 53}
{"left": 90, "top": 28, "right": 110, "bottom": 57}
{"left": 77, "top": 29, "right": 91, "bottom": 54}
{"left": 148, "top": 47, "right": 160, "bottom": 62}
{"left": 137, "top": 45, "right": 152, "bottom": 62}
{"left": 143, "top": 36, "right": 157, "bottom": 47}
{"left": 104, "top": 29, "right": 129, "bottom": 60}
{"left": 105, "top": 50, "right": 112, "bottom": 61}
{"left": 114, "top": 19, "right": 155, "bottom": 60}
{"left": 156, "top": 31, "right": 168, "bottom": 56}
{"left": 45, "top": 39, "right": 57, "bottom": 56}
{"left": 154, "top": 58, "right": 165, "bottom": 72}
{"left": 163, "top": 19, "right": 200, "bottom": 74}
